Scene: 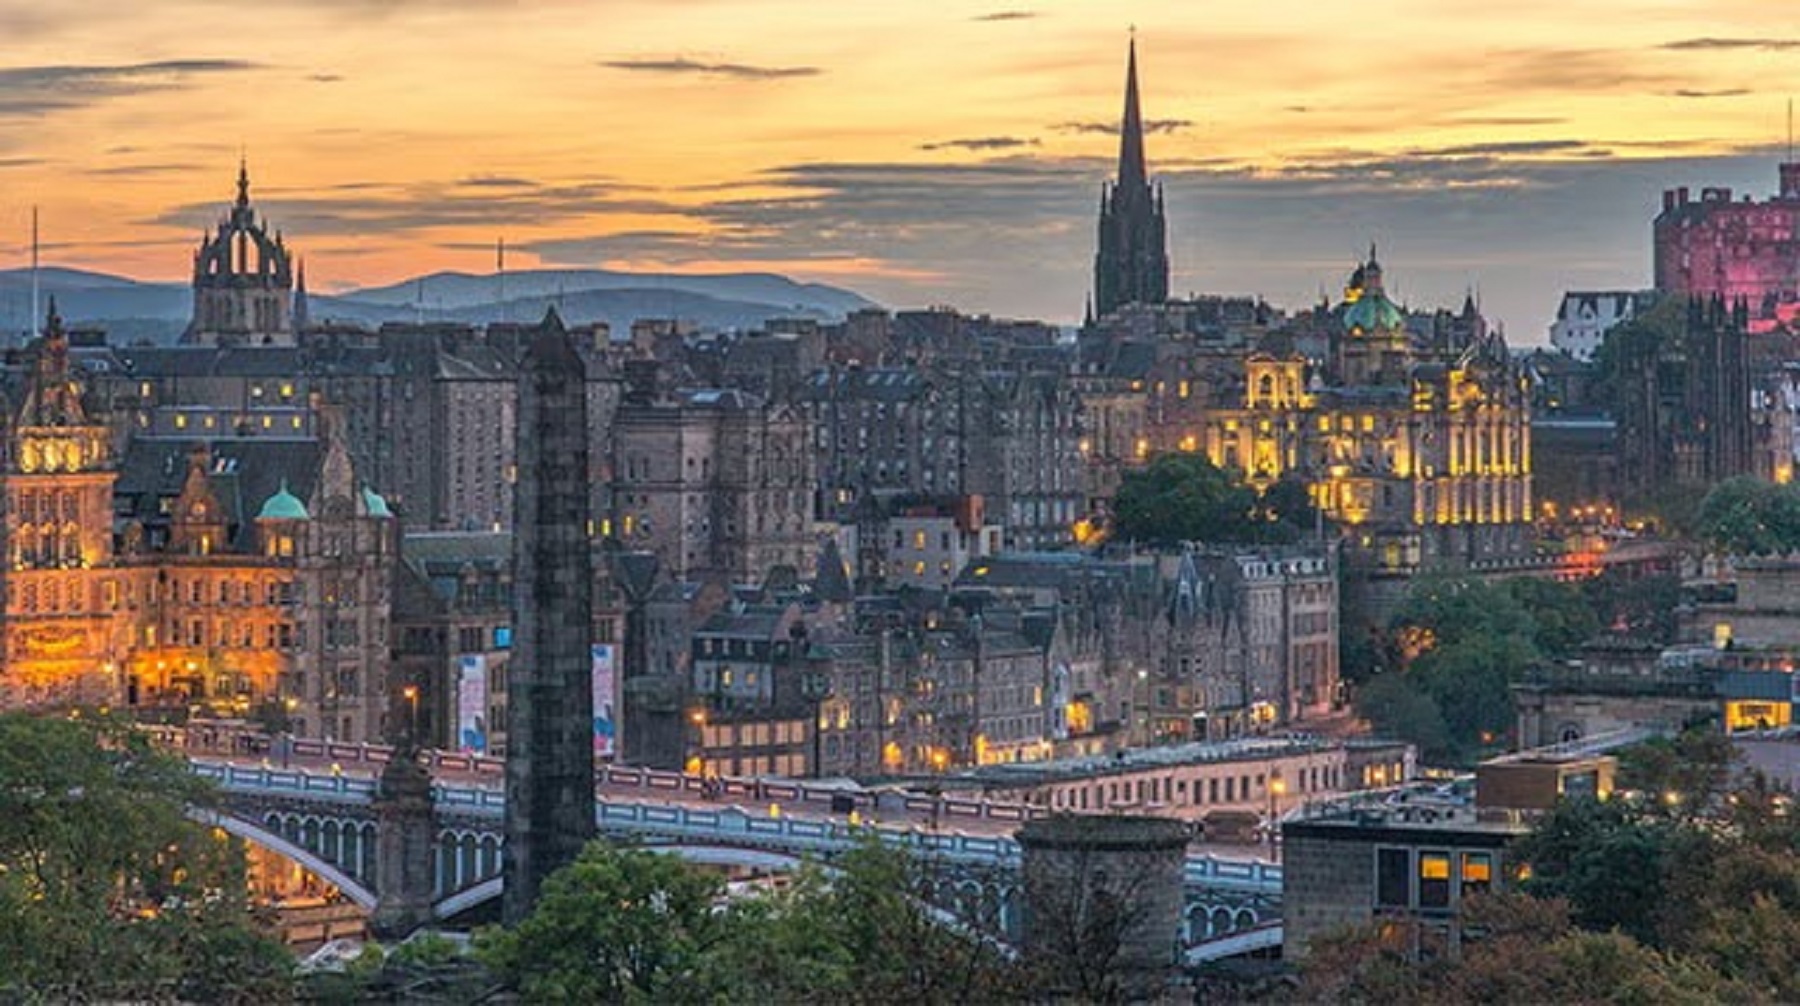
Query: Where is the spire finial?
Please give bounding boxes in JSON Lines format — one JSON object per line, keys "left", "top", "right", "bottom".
{"left": 236, "top": 155, "right": 251, "bottom": 209}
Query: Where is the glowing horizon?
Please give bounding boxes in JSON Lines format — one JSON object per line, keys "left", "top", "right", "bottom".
{"left": 1, "top": 1, "right": 1798, "bottom": 332}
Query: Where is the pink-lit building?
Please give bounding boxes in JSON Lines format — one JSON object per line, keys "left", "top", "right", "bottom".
{"left": 1653, "top": 161, "right": 1800, "bottom": 333}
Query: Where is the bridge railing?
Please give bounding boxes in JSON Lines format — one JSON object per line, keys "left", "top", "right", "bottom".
{"left": 160, "top": 726, "right": 1050, "bottom": 827}
{"left": 191, "top": 761, "right": 1281, "bottom": 896}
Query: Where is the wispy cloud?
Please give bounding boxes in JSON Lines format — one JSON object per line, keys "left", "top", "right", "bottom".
{"left": 1667, "top": 87, "right": 1752, "bottom": 99}
{"left": 972, "top": 10, "right": 1036, "bottom": 21}
{"left": 919, "top": 136, "right": 1039, "bottom": 152}
{"left": 1660, "top": 38, "right": 1800, "bottom": 52}
{"left": 144, "top": 178, "right": 682, "bottom": 236}
{"left": 600, "top": 57, "right": 820, "bottom": 80}
{"left": 82, "top": 162, "right": 203, "bottom": 178}
{"left": 1052, "top": 118, "right": 1194, "bottom": 136}
{"left": 0, "top": 59, "right": 262, "bottom": 117}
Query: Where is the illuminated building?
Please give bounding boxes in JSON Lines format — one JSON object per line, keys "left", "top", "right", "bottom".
{"left": 1654, "top": 161, "right": 1800, "bottom": 334}
{"left": 1, "top": 306, "right": 398, "bottom": 739}
{"left": 1196, "top": 251, "right": 1534, "bottom": 572}
{"left": 1, "top": 302, "right": 125, "bottom": 707}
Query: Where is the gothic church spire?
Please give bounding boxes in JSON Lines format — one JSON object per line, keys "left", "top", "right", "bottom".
{"left": 1091, "top": 37, "right": 1170, "bottom": 319}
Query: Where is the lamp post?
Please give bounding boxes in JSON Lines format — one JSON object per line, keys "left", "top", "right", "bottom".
{"left": 1137, "top": 668, "right": 1150, "bottom": 747}
{"left": 688, "top": 707, "right": 707, "bottom": 777}
{"left": 401, "top": 684, "right": 420, "bottom": 748}
{"left": 1267, "top": 776, "right": 1287, "bottom": 856}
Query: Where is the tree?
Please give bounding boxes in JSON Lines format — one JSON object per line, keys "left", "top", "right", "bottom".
{"left": 0, "top": 712, "right": 293, "bottom": 1002}
{"left": 480, "top": 839, "right": 1024, "bottom": 1004}
{"left": 1113, "top": 454, "right": 1259, "bottom": 546}
{"left": 1511, "top": 797, "right": 1682, "bottom": 946}
{"left": 1694, "top": 476, "right": 1800, "bottom": 556}
{"left": 476, "top": 842, "right": 729, "bottom": 1003}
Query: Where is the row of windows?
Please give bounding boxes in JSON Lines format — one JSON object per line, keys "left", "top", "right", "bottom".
{"left": 1375, "top": 847, "right": 1494, "bottom": 912}
{"left": 1047, "top": 763, "right": 1343, "bottom": 811}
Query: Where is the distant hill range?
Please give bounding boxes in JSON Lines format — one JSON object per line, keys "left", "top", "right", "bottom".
{"left": 0, "top": 267, "right": 880, "bottom": 345}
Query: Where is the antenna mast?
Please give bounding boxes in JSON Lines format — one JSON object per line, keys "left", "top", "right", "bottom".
{"left": 30, "top": 206, "right": 40, "bottom": 344}
{"left": 497, "top": 237, "right": 507, "bottom": 325}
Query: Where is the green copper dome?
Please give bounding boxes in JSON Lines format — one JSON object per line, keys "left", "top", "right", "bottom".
{"left": 361, "top": 486, "right": 393, "bottom": 518}
{"left": 257, "top": 480, "right": 310, "bottom": 521}
{"left": 1343, "top": 290, "right": 1406, "bottom": 335}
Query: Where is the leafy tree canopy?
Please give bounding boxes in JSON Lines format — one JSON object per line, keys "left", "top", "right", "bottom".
{"left": 1112, "top": 454, "right": 1316, "bottom": 546}
{"left": 1694, "top": 476, "right": 1800, "bottom": 556}
{"left": 478, "top": 839, "right": 1024, "bottom": 1005}
{"left": 0, "top": 712, "right": 293, "bottom": 1003}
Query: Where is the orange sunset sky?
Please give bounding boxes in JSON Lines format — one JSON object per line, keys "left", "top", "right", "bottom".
{"left": 1, "top": 0, "right": 1798, "bottom": 333}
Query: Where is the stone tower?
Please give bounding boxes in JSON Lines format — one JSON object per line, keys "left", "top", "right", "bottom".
{"left": 1018, "top": 814, "right": 1188, "bottom": 1001}
{"left": 186, "top": 160, "right": 296, "bottom": 346}
{"left": 1092, "top": 39, "right": 1170, "bottom": 318}
{"left": 502, "top": 308, "right": 596, "bottom": 924}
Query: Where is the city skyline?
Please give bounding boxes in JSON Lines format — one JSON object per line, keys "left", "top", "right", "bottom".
{"left": 0, "top": 1, "right": 1798, "bottom": 335}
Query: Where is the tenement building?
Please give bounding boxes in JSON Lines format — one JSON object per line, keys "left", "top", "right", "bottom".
{"left": 611, "top": 377, "right": 815, "bottom": 584}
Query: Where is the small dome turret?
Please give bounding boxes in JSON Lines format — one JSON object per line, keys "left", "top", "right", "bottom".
{"left": 361, "top": 486, "right": 393, "bottom": 518}
{"left": 257, "top": 479, "right": 310, "bottom": 521}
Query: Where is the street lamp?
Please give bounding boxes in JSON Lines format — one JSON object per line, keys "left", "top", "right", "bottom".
{"left": 1268, "top": 776, "right": 1287, "bottom": 855}
{"left": 401, "top": 685, "right": 420, "bottom": 748}
{"left": 1137, "top": 668, "right": 1150, "bottom": 747}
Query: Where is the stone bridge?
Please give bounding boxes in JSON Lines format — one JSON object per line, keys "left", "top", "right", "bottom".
{"left": 192, "top": 758, "right": 1283, "bottom": 964}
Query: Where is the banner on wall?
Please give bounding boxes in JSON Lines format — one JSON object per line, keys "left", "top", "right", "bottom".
{"left": 457, "top": 655, "right": 488, "bottom": 755}
{"left": 592, "top": 644, "right": 617, "bottom": 759}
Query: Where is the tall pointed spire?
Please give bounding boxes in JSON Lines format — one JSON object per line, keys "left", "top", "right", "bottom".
{"left": 1118, "top": 36, "right": 1147, "bottom": 191}
{"left": 236, "top": 156, "right": 251, "bottom": 210}
{"left": 1091, "top": 35, "right": 1170, "bottom": 319}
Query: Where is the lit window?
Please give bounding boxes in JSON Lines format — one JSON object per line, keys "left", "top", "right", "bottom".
{"left": 1419, "top": 851, "right": 1451, "bottom": 909}
{"left": 174, "top": 414, "right": 188, "bottom": 430}
{"left": 1461, "top": 852, "right": 1493, "bottom": 897}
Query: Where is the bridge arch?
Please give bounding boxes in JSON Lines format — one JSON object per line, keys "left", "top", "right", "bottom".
{"left": 196, "top": 811, "right": 377, "bottom": 911}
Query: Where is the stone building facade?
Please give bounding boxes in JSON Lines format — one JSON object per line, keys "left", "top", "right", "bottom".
{"left": 611, "top": 385, "right": 814, "bottom": 583}
{"left": 186, "top": 163, "right": 297, "bottom": 346}
{"left": 1654, "top": 162, "right": 1800, "bottom": 334}
{"left": 0, "top": 309, "right": 398, "bottom": 740}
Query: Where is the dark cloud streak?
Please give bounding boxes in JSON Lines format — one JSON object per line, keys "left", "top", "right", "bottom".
{"left": 601, "top": 57, "right": 820, "bottom": 80}
{"left": 919, "top": 136, "right": 1040, "bottom": 151}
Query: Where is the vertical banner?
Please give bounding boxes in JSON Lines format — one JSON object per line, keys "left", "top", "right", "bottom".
{"left": 457, "top": 654, "right": 488, "bottom": 754}
{"left": 592, "top": 644, "right": 617, "bottom": 759}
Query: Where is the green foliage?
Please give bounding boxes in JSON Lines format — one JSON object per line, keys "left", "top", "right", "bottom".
{"left": 1355, "top": 674, "right": 1451, "bottom": 758}
{"left": 1112, "top": 454, "right": 1314, "bottom": 546}
{"left": 1358, "top": 576, "right": 1585, "bottom": 764}
{"left": 0, "top": 712, "right": 294, "bottom": 1002}
{"left": 480, "top": 839, "right": 1023, "bottom": 1005}
{"left": 1512, "top": 797, "right": 1683, "bottom": 945}
{"left": 475, "top": 842, "right": 728, "bottom": 1003}
{"left": 1582, "top": 569, "right": 1682, "bottom": 643}
{"left": 1694, "top": 476, "right": 1800, "bottom": 555}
